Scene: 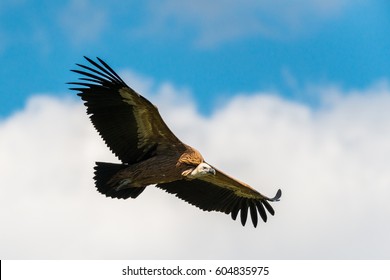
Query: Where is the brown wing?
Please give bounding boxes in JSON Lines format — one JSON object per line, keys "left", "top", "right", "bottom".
{"left": 156, "top": 164, "right": 281, "bottom": 227}
{"left": 69, "top": 57, "right": 185, "bottom": 164}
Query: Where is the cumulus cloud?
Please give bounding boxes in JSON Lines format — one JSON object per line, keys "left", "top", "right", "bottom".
{"left": 135, "top": 0, "right": 361, "bottom": 47}
{"left": 1, "top": 74, "right": 390, "bottom": 259}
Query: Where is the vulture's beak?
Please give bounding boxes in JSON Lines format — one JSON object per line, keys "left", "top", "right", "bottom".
{"left": 208, "top": 167, "right": 216, "bottom": 175}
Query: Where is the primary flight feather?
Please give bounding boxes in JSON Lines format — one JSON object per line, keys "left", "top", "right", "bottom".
{"left": 69, "top": 57, "right": 281, "bottom": 227}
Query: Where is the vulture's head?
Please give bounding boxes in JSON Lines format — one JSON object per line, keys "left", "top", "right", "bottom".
{"left": 183, "top": 162, "right": 216, "bottom": 179}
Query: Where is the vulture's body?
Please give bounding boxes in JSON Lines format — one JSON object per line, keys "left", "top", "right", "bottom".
{"left": 69, "top": 57, "right": 281, "bottom": 227}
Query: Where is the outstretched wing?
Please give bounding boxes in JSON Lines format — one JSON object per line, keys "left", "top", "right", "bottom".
{"left": 69, "top": 57, "right": 184, "bottom": 164}
{"left": 156, "top": 165, "right": 281, "bottom": 227}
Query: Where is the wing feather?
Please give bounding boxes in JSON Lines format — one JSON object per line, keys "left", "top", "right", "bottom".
{"left": 249, "top": 203, "right": 258, "bottom": 228}
{"left": 231, "top": 200, "right": 241, "bottom": 221}
{"left": 69, "top": 57, "right": 184, "bottom": 163}
{"left": 262, "top": 200, "right": 275, "bottom": 216}
{"left": 156, "top": 166, "right": 281, "bottom": 227}
{"left": 240, "top": 201, "right": 249, "bottom": 226}
{"left": 255, "top": 200, "right": 267, "bottom": 222}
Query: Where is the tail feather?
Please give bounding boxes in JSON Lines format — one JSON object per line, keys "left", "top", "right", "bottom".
{"left": 94, "top": 162, "right": 145, "bottom": 199}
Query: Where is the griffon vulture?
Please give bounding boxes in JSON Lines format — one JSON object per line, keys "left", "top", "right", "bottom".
{"left": 69, "top": 57, "right": 282, "bottom": 227}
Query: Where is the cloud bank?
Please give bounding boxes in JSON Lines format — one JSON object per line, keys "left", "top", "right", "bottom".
{"left": 1, "top": 75, "right": 389, "bottom": 259}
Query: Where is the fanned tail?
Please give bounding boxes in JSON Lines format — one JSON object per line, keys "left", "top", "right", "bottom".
{"left": 94, "top": 162, "right": 145, "bottom": 199}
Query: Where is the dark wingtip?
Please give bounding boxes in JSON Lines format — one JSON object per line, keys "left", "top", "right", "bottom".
{"left": 267, "top": 189, "right": 282, "bottom": 202}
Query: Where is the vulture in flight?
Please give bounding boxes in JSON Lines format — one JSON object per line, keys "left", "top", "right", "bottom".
{"left": 69, "top": 57, "right": 282, "bottom": 227}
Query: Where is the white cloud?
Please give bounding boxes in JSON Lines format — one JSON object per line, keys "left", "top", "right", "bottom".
{"left": 1, "top": 75, "right": 390, "bottom": 259}
{"left": 135, "top": 0, "right": 362, "bottom": 47}
{"left": 58, "top": 0, "right": 108, "bottom": 45}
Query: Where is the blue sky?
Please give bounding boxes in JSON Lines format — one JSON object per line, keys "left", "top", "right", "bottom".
{"left": 1, "top": 0, "right": 389, "bottom": 116}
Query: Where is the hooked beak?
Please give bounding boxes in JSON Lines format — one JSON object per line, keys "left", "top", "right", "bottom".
{"left": 208, "top": 167, "right": 216, "bottom": 175}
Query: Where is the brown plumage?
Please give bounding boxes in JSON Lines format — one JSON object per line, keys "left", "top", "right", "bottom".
{"left": 69, "top": 57, "right": 282, "bottom": 227}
